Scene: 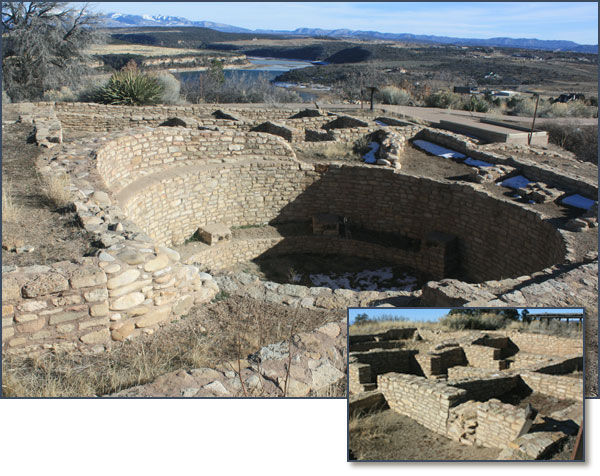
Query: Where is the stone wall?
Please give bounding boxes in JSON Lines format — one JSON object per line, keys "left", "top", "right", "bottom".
{"left": 508, "top": 333, "right": 583, "bottom": 357}
{"left": 350, "top": 349, "right": 416, "bottom": 377}
{"left": 462, "top": 344, "right": 507, "bottom": 370}
{"left": 2, "top": 245, "right": 216, "bottom": 354}
{"left": 349, "top": 362, "right": 373, "bottom": 394}
{"left": 519, "top": 371, "right": 582, "bottom": 401}
{"left": 417, "top": 128, "right": 597, "bottom": 198}
{"left": 415, "top": 346, "right": 465, "bottom": 377}
{"left": 476, "top": 400, "right": 533, "bottom": 449}
{"left": 95, "top": 127, "right": 296, "bottom": 194}
{"left": 378, "top": 373, "right": 466, "bottom": 435}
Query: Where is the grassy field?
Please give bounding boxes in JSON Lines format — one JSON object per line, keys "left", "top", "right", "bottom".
{"left": 86, "top": 44, "right": 215, "bottom": 57}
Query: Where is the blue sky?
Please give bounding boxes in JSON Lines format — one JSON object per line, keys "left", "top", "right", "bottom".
{"left": 348, "top": 307, "right": 584, "bottom": 324}
{"left": 90, "top": 2, "right": 598, "bottom": 44}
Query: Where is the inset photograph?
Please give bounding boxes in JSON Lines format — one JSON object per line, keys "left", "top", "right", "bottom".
{"left": 348, "top": 307, "right": 584, "bottom": 461}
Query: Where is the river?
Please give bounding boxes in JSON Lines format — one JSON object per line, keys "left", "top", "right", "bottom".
{"left": 176, "top": 57, "right": 319, "bottom": 101}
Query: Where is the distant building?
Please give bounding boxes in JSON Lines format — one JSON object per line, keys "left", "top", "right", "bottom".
{"left": 554, "top": 93, "right": 586, "bottom": 103}
{"left": 453, "top": 86, "right": 479, "bottom": 94}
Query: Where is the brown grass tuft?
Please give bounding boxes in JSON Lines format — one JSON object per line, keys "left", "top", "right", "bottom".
{"left": 2, "top": 180, "right": 20, "bottom": 222}
{"left": 43, "top": 173, "right": 72, "bottom": 208}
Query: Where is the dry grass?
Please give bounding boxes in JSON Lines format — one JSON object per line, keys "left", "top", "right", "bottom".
{"left": 85, "top": 44, "right": 209, "bottom": 57}
{"left": 315, "top": 142, "right": 361, "bottom": 161}
{"left": 43, "top": 173, "right": 71, "bottom": 209}
{"left": 2, "top": 327, "right": 210, "bottom": 397}
{"left": 350, "top": 319, "right": 440, "bottom": 335}
{"left": 2, "top": 180, "right": 20, "bottom": 222}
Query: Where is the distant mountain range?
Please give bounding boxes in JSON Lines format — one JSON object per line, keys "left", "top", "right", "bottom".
{"left": 102, "top": 12, "right": 598, "bottom": 54}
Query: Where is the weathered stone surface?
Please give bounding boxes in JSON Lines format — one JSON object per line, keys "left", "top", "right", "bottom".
{"left": 90, "top": 301, "right": 109, "bottom": 317}
{"left": 22, "top": 273, "right": 69, "bottom": 297}
{"left": 48, "top": 311, "right": 89, "bottom": 325}
{"left": 80, "top": 328, "right": 111, "bottom": 345}
{"left": 84, "top": 288, "right": 109, "bottom": 302}
{"left": 173, "top": 295, "right": 194, "bottom": 315}
{"left": 16, "top": 318, "right": 46, "bottom": 333}
{"left": 107, "top": 269, "right": 141, "bottom": 290}
{"left": 111, "top": 322, "right": 136, "bottom": 341}
{"left": 17, "top": 300, "right": 47, "bottom": 312}
{"left": 135, "top": 307, "right": 170, "bottom": 328}
{"left": 144, "top": 254, "right": 169, "bottom": 272}
{"left": 69, "top": 267, "right": 107, "bottom": 289}
{"left": 109, "top": 279, "right": 152, "bottom": 298}
{"left": 117, "top": 249, "right": 145, "bottom": 265}
{"left": 2, "top": 277, "right": 21, "bottom": 300}
{"left": 110, "top": 292, "right": 145, "bottom": 311}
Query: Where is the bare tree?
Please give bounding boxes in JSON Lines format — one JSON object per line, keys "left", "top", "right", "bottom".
{"left": 2, "top": 2, "right": 105, "bottom": 101}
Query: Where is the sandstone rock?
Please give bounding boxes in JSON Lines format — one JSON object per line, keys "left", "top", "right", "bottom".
{"left": 173, "top": 295, "right": 194, "bottom": 315}
{"left": 144, "top": 254, "right": 169, "bottom": 272}
{"left": 69, "top": 267, "right": 107, "bottom": 289}
{"left": 80, "top": 328, "right": 110, "bottom": 345}
{"left": 17, "top": 300, "right": 47, "bottom": 312}
{"left": 110, "top": 292, "right": 145, "bottom": 311}
{"left": 2, "top": 277, "right": 21, "bottom": 300}
{"left": 201, "top": 380, "right": 230, "bottom": 396}
{"left": 22, "top": 273, "right": 69, "bottom": 298}
{"left": 117, "top": 249, "right": 145, "bottom": 265}
{"left": 91, "top": 191, "right": 111, "bottom": 207}
{"left": 48, "top": 311, "right": 89, "bottom": 325}
{"left": 16, "top": 317, "right": 46, "bottom": 333}
{"left": 135, "top": 307, "right": 170, "bottom": 328}
{"left": 84, "top": 288, "right": 109, "bottom": 302}
{"left": 107, "top": 269, "right": 141, "bottom": 290}
{"left": 90, "top": 301, "right": 109, "bottom": 317}
{"left": 111, "top": 322, "right": 136, "bottom": 341}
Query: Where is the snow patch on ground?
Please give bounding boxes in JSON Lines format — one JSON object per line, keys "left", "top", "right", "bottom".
{"left": 309, "top": 267, "right": 417, "bottom": 292}
{"left": 561, "top": 194, "right": 596, "bottom": 210}
{"left": 375, "top": 120, "right": 389, "bottom": 126}
{"left": 363, "top": 141, "right": 380, "bottom": 164}
{"left": 501, "top": 175, "right": 533, "bottom": 189}
{"left": 464, "top": 157, "right": 493, "bottom": 167}
{"left": 412, "top": 139, "right": 466, "bottom": 159}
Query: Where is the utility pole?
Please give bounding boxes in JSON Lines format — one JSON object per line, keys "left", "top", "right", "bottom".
{"left": 368, "top": 86, "right": 378, "bottom": 111}
{"left": 528, "top": 93, "right": 540, "bottom": 145}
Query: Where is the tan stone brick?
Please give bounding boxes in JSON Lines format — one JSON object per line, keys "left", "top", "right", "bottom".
{"left": 90, "top": 301, "right": 109, "bottom": 317}
{"left": 79, "top": 317, "right": 110, "bottom": 330}
{"left": 2, "top": 304, "right": 15, "bottom": 317}
{"left": 49, "top": 311, "right": 89, "bottom": 325}
{"left": 2, "top": 327, "right": 15, "bottom": 340}
{"left": 16, "top": 318, "right": 46, "bottom": 334}
{"left": 80, "top": 328, "right": 111, "bottom": 345}
{"left": 135, "top": 307, "right": 170, "bottom": 328}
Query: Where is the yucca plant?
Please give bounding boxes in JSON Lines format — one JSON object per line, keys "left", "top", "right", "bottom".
{"left": 96, "top": 70, "right": 164, "bottom": 106}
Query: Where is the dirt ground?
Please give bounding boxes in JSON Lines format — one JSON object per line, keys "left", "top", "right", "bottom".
{"left": 349, "top": 409, "right": 501, "bottom": 461}
{"left": 349, "top": 405, "right": 577, "bottom": 461}
{"left": 1, "top": 122, "right": 93, "bottom": 268}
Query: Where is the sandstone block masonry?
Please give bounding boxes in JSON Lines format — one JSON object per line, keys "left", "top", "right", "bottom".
{"left": 2, "top": 245, "right": 217, "bottom": 355}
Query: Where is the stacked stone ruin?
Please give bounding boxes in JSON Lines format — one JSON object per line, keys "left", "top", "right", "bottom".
{"left": 349, "top": 327, "right": 583, "bottom": 459}
{"left": 2, "top": 101, "right": 597, "bottom": 395}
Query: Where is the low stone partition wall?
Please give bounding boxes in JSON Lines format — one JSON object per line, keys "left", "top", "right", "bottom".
{"left": 476, "top": 400, "right": 533, "bottom": 449}
{"left": 415, "top": 346, "right": 465, "bottom": 377}
{"left": 519, "top": 371, "right": 582, "bottom": 401}
{"left": 349, "top": 391, "right": 387, "bottom": 414}
{"left": 350, "top": 328, "right": 417, "bottom": 344}
{"left": 378, "top": 373, "right": 467, "bottom": 435}
{"left": 462, "top": 344, "right": 506, "bottom": 370}
{"left": 416, "top": 128, "right": 597, "bottom": 198}
{"left": 350, "top": 349, "right": 417, "bottom": 377}
{"left": 507, "top": 332, "right": 583, "bottom": 357}
{"left": 349, "top": 362, "right": 373, "bottom": 394}
{"left": 529, "top": 356, "right": 583, "bottom": 375}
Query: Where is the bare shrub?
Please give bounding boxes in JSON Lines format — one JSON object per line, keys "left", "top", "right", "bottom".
{"left": 43, "top": 173, "right": 71, "bottom": 208}
{"left": 317, "top": 142, "right": 361, "bottom": 161}
{"left": 379, "top": 86, "right": 412, "bottom": 105}
{"left": 540, "top": 121, "right": 598, "bottom": 164}
{"left": 42, "top": 86, "right": 77, "bottom": 102}
{"left": 156, "top": 72, "right": 182, "bottom": 104}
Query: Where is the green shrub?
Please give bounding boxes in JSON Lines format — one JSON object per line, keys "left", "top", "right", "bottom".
{"left": 96, "top": 70, "right": 164, "bottom": 106}
{"left": 439, "top": 312, "right": 507, "bottom": 330}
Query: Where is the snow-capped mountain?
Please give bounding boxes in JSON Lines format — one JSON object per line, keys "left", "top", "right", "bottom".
{"left": 99, "top": 12, "right": 597, "bottom": 53}
{"left": 102, "top": 12, "right": 252, "bottom": 33}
